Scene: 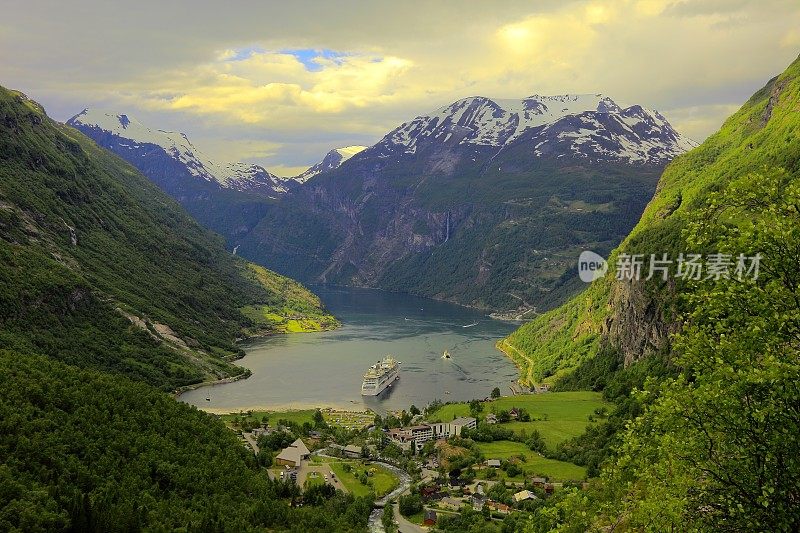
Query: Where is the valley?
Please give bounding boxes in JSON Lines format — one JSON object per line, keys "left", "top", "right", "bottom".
{"left": 2, "top": 6, "right": 799, "bottom": 530}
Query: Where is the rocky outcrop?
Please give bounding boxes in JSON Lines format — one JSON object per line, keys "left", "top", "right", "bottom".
{"left": 603, "top": 278, "right": 681, "bottom": 366}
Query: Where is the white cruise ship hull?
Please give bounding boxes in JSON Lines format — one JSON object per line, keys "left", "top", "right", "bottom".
{"left": 361, "top": 370, "right": 399, "bottom": 396}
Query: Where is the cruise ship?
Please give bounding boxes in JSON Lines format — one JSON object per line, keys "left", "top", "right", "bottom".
{"left": 361, "top": 356, "right": 400, "bottom": 396}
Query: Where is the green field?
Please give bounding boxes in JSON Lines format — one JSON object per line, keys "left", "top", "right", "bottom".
{"left": 221, "top": 409, "right": 316, "bottom": 428}
{"left": 303, "top": 474, "right": 325, "bottom": 490}
{"left": 430, "top": 392, "right": 611, "bottom": 449}
{"left": 325, "top": 460, "right": 398, "bottom": 498}
{"left": 475, "top": 441, "right": 586, "bottom": 481}
{"left": 220, "top": 408, "right": 373, "bottom": 430}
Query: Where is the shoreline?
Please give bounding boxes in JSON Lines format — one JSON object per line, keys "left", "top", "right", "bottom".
{"left": 173, "top": 370, "right": 251, "bottom": 396}
{"left": 496, "top": 338, "right": 530, "bottom": 387}
{"left": 236, "top": 319, "right": 340, "bottom": 344}
{"left": 194, "top": 402, "right": 373, "bottom": 415}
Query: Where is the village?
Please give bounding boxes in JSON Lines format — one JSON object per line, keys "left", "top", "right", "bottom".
{"left": 219, "top": 390, "right": 608, "bottom": 530}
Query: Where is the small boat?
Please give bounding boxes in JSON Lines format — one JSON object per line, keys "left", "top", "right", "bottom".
{"left": 462, "top": 322, "right": 478, "bottom": 328}
{"left": 444, "top": 390, "right": 451, "bottom": 395}
{"left": 442, "top": 350, "right": 451, "bottom": 359}
{"left": 205, "top": 397, "right": 211, "bottom": 401}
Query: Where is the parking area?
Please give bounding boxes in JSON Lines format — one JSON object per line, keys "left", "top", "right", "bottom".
{"left": 272, "top": 461, "right": 349, "bottom": 493}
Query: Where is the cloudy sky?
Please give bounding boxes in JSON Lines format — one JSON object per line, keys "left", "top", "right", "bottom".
{"left": 2, "top": 0, "right": 799, "bottom": 176}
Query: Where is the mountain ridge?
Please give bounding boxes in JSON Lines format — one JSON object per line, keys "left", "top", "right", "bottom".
{"left": 368, "top": 93, "right": 697, "bottom": 165}
{"left": 294, "top": 145, "right": 367, "bottom": 183}
{"left": 232, "top": 92, "right": 695, "bottom": 312}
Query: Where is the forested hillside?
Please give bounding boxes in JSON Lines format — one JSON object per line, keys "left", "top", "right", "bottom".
{"left": 0, "top": 351, "right": 373, "bottom": 531}
{"left": 0, "top": 86, "right": 335, "bottom": 390}
{"left": 502, "top": 55, "right": 800, "bottom": 530}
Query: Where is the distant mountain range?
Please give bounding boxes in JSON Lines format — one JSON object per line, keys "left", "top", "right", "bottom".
{"left": 67, "top": 109, "right": 366, "bottom": 192}
{"left": 1, "top": 88, "right": 335, "bottom": 390}
{"left": 70, "top": 93, "right": 696, "bottom": 312}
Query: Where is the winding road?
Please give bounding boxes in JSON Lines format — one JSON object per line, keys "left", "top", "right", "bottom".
{"left": 363, "top": 459, "right": 425, "bottom": 532}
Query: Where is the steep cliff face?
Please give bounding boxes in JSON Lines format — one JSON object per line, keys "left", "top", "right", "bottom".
{"left": 603, "top": 277, "right": 680, "bottom": 366}
{"left": 503, "top": 55, "right": 800, "bottom": 383}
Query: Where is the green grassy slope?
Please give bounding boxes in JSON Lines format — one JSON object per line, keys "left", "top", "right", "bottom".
{"left": 239, "top": 263, "right": 339, "bottom": 334}
{"left": 0, "top": 87, "right": 335, "bottom": 390}
{"left": 502, "top": 54, "right": 800, "bottom": 385}
{"left": 474, "top": 441, "right": 587, "bottom": 481}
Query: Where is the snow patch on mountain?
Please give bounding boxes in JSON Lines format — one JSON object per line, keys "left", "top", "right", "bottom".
{"left": 294, "top": 145, "right": 367, "bottom": 183}
{"left": 68, "top": 109, "right": 289, "bottom": 196}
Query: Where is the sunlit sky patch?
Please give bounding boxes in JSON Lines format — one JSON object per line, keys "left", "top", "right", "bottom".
{"left": 280, "top": 48, "right": 350, "bottom": 71}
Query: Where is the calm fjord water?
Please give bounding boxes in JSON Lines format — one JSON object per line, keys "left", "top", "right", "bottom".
{"left": 181, "top": 286, "right": 520, "bottom": 414}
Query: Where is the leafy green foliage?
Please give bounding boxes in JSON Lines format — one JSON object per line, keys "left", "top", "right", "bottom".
{"left": 381, "top": 503, "right": 396, "bottom": 532}
{"left": 398, "top": 494, "right": 422, "bottom": 517}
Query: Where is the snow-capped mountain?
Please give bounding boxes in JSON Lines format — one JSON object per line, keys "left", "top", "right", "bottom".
{"left": 294, "top": 145, "right": 367, "bottom": 183}
{"left": 371, "top": 94, "right": 696, "bottom": 165}
{"left": 229, "top": 92, "right": 697, "bottom": 315}
{"left": 67, "top": 109, "right": 289, "bottom": 197}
